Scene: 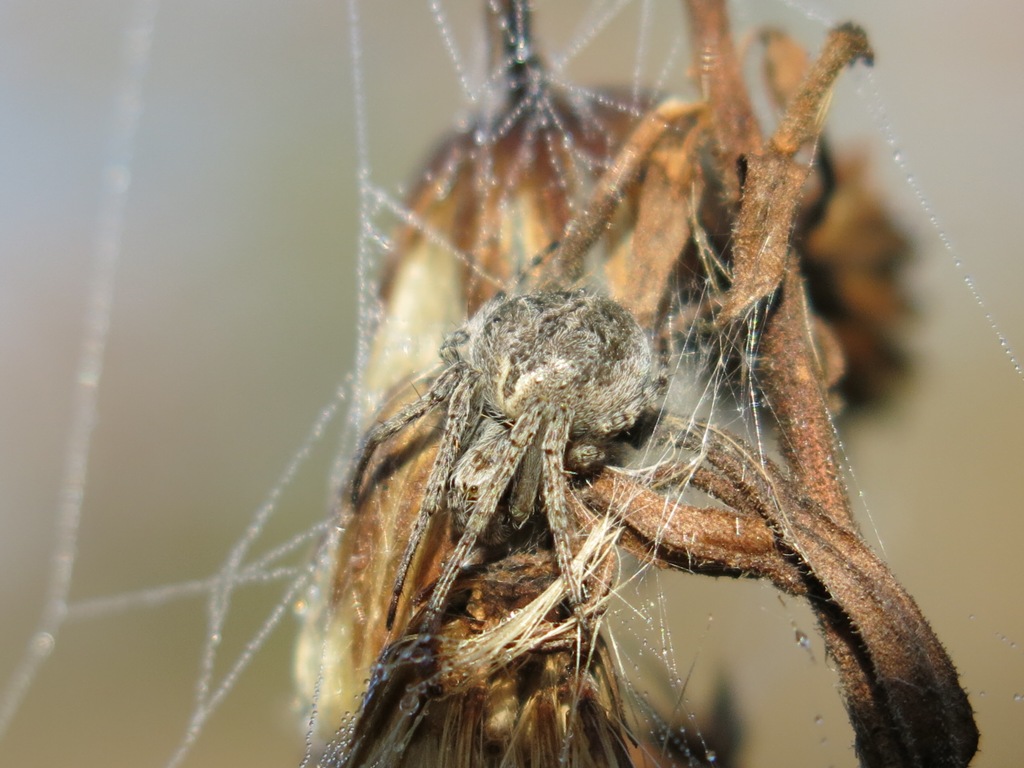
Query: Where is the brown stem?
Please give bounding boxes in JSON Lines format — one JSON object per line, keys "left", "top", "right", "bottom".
{"left": 683, "top": 0, "right": 762, "bottom": 200}
{"left": 579, "top": 470, "right": 806, "bottom": 595}
{"left": 770, "top": 24, "right": 873, "bottom": 155}
{"left": 759, "top": 265, "right": 854, "bottom": 525}
{"left": 591, "top": 439, "right": 979, "bottom": 766}
{"left": 658, "top": 420, "right": 977, "bottom": 766}
{"left": 769, "top": 482, "right": 980, "bottom": 767}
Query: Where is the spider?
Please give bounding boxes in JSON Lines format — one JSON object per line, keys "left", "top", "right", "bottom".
{"left": 350, "top": 289, "right": 661, "bottom": 630}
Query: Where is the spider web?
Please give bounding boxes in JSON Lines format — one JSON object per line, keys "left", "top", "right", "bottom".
{"left": 1, "top": 1, "right": 1022, "bottom": 766}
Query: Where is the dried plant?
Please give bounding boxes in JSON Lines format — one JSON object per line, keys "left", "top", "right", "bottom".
{"left": 297, "top": 1, "right": 978, "bottom": 766}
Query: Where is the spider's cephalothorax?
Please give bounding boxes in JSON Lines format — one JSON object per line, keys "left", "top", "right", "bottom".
{"left": 351, "top": 290, "right": 659, "bottom": 629}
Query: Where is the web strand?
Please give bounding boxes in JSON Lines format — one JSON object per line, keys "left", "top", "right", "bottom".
{"left": 0, "top": 0, "right": 161, "bottom": 741}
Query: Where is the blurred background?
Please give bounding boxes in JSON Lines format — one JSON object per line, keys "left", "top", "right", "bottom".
{"left": 0, "top": 1, "right": 1021, "bottom": 765}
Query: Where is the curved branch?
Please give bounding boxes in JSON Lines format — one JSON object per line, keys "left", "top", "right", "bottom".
{"left": 584, "top": 444, "right": 978, "bottom": 767}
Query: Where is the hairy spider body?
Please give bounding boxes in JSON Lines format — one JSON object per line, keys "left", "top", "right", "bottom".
{"left": 351, "top": 290, "right": 659, "bottom": 629}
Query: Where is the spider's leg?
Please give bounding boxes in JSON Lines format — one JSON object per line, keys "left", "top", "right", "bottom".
{"left": 349, "top": 363, "right": 466, "bottom": 504}
{"left": 508, "top": 428, "right": 543, "bottom": 522}
{"left": 386, "top": 371, "right": 481, "bottom": 630}
{"left": 421, "top": 405, "right": 544, "bottom": 628}
{"left": 540, "top": 405, "right": 587, "bottom": 613}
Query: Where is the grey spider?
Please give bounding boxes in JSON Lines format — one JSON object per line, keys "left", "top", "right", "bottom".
{"left": 350, "top": 290, "right": 661, "bottom": 629}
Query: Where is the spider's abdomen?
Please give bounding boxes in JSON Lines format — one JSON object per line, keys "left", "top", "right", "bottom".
{"left": 468, "top": 291, "right": 655, "bottom": 438}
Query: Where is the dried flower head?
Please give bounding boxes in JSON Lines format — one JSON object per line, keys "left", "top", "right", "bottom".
{"left": 299, "top": 3, "right": 978, "bottom": 766}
